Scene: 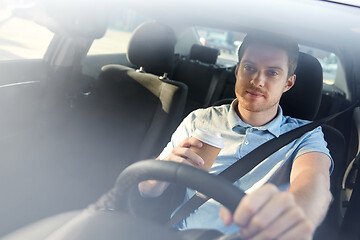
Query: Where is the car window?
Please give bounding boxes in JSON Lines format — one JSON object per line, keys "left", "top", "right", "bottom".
{"left": 88, "top": 8, "right": 153, "bottom": 55}
{"left": 0, "top": 0, "right": 54, "bottom": 61}
{"left": 195, "top": 27, "right": 339, "bottom": 85}
{"left": 195, "top": 26, "right": 245, "bottom": 67}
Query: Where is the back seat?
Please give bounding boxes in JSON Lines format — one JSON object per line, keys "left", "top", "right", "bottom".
{"left": 171, "top": 44, "right": 232, "bottom": 116}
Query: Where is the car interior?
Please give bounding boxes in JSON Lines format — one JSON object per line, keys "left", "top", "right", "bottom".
{"left": 0, "top": 1, "right": 359, "bottom": 239}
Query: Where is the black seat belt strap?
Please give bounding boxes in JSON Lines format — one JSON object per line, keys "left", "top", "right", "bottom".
{"left": 167, "top": 101, "right": 359, "bottom": 227}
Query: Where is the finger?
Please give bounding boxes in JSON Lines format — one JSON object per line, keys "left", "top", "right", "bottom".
{"left": 166, "top": 147, "right": 204, "bottom": 166}
{"left": 175, "top": 147, "right": 204, "bottom": 166}
{"left": 219, "top": 206, "right": 233, "bottom": 226}
{"left": 240, "top": 192, "right": 296, "bottom": 238}
{"left": 161, "top": 153, "right": 192, "bottom": 165}
{"left": 233, "top": 184, "right": 279, "bottom": 228}
{"left": 247, "top": 206, "right": 306, "bottom": 240}
{"left": 277, "top": 219, "right": 314, "bottom": 240}
{"left": 179, "top": 137, "right": 203, "bottom": 149}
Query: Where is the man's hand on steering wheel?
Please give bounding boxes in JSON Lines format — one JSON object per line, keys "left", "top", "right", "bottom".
{"left": 219, "top": 184, "right": 315, "bottom": 240}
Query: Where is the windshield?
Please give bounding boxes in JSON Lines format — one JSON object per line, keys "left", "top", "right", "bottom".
{"left": 0, "top": 0, "right": 54, "bottom": 60}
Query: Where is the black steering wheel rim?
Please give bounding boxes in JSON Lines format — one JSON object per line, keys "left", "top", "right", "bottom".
{"left": 113, "top": 159, "right": 245, "bottom": 214}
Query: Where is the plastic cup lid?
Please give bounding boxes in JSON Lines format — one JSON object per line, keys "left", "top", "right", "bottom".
{"left": 192, "top": 128, "right": 224, "bottom": 149}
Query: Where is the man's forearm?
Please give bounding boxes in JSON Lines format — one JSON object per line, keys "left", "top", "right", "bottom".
{"left": 288, "top": 169, "right": 332, "bottom": 227}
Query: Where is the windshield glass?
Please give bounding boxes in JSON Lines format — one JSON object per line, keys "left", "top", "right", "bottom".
{"left": 88, "top": 8, "right": 152, "bottom": 55}
{"left": 0, "top": 0, "right": 54, "bottom": 60}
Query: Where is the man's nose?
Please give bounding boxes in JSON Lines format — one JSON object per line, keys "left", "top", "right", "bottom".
{"left": 250, "top": 71, "right": 266, "bottom": 87}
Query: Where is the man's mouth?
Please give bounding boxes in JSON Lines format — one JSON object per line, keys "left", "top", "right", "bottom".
{"left": 246, "top": 90, "right": 264, "bottom": 98}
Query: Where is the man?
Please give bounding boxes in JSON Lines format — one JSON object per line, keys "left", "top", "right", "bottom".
{"left": 139, "top": 32, "right": 332, "bottom": 239}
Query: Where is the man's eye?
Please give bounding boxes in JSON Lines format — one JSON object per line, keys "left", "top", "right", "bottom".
{"left": 244, "top": 65, "right": 254, "bottom": 71}
{"left": 268, "top": 71, "right": 278, "bottom": 76}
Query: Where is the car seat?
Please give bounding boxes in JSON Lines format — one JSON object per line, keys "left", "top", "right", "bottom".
{"left": 91, "top": 21, "right": 188, "bottom": 165}
{"left": 0, "top": 21, "right": 188, "bottom": 240}
{"left": 281, "top": 53, "right": 346, "bottom": 239}
{"left": 189, "top": 44, "right": 219, "bottom": 65}
{"left": 171, "top": 44, "right": 227, "bottom": 117}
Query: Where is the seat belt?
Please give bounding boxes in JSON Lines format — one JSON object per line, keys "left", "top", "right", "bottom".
{"left": 167, "top": 101, "right": 359, "bottom": 227}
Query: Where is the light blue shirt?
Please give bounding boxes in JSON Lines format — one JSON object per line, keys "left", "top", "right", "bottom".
{"left": 159, "top": 100, "right": 332, "bottom": 234}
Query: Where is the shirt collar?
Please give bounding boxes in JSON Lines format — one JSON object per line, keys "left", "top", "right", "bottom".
{"left": 228, "top": 99, "right": 283, "bottom": 137}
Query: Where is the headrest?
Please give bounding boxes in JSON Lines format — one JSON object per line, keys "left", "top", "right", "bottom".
{"left": 189, "top": 44, "right": 219, "bottom": 65}
{"left": 127, "top": 22, "right": 177, "bottom": 76}
{"left": 280, "top": 52, "right": 323, "bottom": 120}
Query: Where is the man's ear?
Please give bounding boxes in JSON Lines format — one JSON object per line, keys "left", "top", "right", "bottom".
{"left": 235, "top": 63, "right": 239, "bottom": 76}
{"left": 283, "top": 74, "right": 296, "bottom": 93}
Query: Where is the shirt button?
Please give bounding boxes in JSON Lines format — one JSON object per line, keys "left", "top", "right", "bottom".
{"left": 244, "top": 140, "right": 249, "bottom": 145}
{"left": 249, "top": 128, "right": 253, "bottom": 132}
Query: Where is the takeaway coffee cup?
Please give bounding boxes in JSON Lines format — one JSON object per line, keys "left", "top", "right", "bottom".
{"left": 190, "top": 128, "right": 224, "bottom": 171}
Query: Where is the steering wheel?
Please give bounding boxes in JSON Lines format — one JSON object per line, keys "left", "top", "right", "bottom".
{"left": 113, "top": 159, "right": 246, "bottom": 214}
{"left": 23, "top": 160, "right": 246, "bottom": 240}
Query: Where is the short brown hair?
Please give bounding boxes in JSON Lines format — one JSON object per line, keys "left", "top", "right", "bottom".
{"left": 238, "top": 32, "right": 299, "bottom": 76}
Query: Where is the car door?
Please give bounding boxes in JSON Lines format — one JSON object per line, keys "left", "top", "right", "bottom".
{"left": 0, "top": 2, "right": 57, "bottom": 235}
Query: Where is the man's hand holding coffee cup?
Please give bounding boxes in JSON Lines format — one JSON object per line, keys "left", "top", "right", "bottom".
{"left": 190, "top": 129, "right": 224, "bottom": 171}
{"left": 161, "top": 137, "right": 205, "bottom": 168}
{"left": 138, "top": 129, "right": 223, "bottom": 197}
{"left": 162, "top": 129, "right": 224, "bottom": 171}
{"left": 138, "top": 137, "right": 205, "bottom": 197}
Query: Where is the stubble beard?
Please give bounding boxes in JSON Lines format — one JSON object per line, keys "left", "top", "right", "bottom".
{"left": 237, "top": 92, "right": 279, "bottom": 113}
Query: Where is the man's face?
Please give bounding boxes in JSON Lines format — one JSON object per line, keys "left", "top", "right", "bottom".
{"left": 235, "top": 44, "right": 295, "bottom": 113}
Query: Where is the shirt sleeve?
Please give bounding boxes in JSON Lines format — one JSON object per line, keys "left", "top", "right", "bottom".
{"left": 293, "top": 126, "right": 334, "bottom": 174}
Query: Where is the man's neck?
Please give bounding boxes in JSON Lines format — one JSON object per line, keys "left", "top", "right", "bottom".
{"left": 234, "top": 102, "right": 279, "bottom": 127}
